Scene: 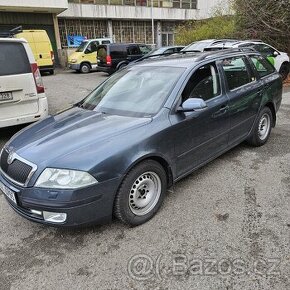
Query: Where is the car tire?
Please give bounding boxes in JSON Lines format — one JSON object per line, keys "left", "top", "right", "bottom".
{"left": 118, "top": 63, "right": 127, "bottom": 70}
{"left": 80, "top": 63, "right": 91, "bottom": 74}
{"left": 247, "top": 107, "right": 273, "bottom": 147}
{"left": 114, "top": 160, "right": 167, "bottom": 226}
{"left": 279, "top": 63, "right": 289, "bottom": 81}
{"left": 48, "top": 69, "right": 54, "bottom": 75}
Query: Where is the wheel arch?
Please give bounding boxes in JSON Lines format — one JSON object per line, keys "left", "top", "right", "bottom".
{"left": 117, "top": 61, "right": 129, "bottom": 70}
{"left": 124, "top": 154, "right": 174, "bottom": 188}
{"left": 264, "top": 102, "right": 276, "bottom": 127}
{"left": 81, "top": 61, "right": 92, "bottom": 68}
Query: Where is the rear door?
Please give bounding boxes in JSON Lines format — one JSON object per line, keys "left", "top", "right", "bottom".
{"left": 97, "top": 45, "right": 108, "bottom": 67}
{"left": 0, "top": 41, "right": 39, "bottom": 121}
{"left": 220, "top": 55, "right": 263, "bottom": 145}
{"left": 32, "top": 31, "right": 53, "bottom": 67}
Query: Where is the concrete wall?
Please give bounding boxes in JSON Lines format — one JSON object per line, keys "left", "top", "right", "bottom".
{"left": 59, "top": 0, "right": 227, "bottom": 21}
{"left": 0, "top": 0, "right": 68, "bottom": 13}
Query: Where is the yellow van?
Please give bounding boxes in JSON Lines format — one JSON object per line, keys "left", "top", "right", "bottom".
{"left": 68, "top": 38, "right": 112, "bottom": 73}
{"left": 15, "top": 30, "right": 55, "bottom": 75}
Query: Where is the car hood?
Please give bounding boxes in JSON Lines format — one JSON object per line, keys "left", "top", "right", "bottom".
{"left": 7, "top": 107, "right": 151, "bottom": 167}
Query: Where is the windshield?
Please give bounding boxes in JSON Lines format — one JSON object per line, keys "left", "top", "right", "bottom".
{"left": 183, "top": 41, "right": 212, "bottom": 52}
{"left": 80, "top": 66, "right": 185, "bottom": 117}
{"left": 76, "top": 41, "right": 88, "bottom": 52}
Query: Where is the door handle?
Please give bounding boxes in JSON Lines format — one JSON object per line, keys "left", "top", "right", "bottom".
{"left": 212, "top": 105, "right": 229, "bottom": 118}
{"left": 218, "top": 105, "right": 229, "bottom": 112}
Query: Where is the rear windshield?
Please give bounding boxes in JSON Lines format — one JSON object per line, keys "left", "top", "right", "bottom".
{"left": 0, "top": 42, "right": 31, "bottom": 76}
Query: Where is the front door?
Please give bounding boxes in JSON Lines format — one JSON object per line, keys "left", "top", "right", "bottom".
{"left": 169, "top": 61, "right": 230, "bottom": 178}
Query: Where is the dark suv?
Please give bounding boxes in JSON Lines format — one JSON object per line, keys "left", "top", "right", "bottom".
{"left": 97, "top": 43, "right": 151, "bottom": 74}
{"left": 0, "top": 49, "right": 282, "bottom": 227}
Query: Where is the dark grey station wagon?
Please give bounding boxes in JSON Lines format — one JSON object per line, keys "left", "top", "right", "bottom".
{"left": 0, "top": 49, "right": 283, "bottom": 227}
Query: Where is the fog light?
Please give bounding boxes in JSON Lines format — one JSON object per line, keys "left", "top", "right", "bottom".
{"left": 43, "top": 211, "right": 67, "bottom": 223}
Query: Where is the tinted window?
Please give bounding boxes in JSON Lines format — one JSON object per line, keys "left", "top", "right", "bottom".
{"left": 0, "top": 42, "right": 31, "bottom": 76}
{"left": 250, "top": 55, "right": 276, "bottom": 78}
{"left": 222, "top": 57, "right": 252, "bottom": 90}
{"left": 182, "top": 62, "right": 221, "bottom": 102}
{"left": 102, "top": 40, "right": 111, "bottom": 44}
{"left": 127, "top": 45, "right": 140, "bottom": 55}
{"left": 110, "top": 45, "right": 127, "bottom": 58}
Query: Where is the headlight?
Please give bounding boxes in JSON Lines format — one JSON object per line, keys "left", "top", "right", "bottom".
{"left": 70, "top": 59, "right": 77, "bottom": 63}
{"left": 35, "top": 168, "right": 98, "bottom": 189}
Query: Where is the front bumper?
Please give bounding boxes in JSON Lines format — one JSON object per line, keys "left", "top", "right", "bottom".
{"left": 68, "top": 63, "right": 81, "bottom": 70}
{"left": 0, "top": 173, "right": 121, "bottom": 227}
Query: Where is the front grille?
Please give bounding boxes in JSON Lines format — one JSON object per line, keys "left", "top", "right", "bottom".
{"left": 0, "top": 149, "right": 33, "bottom": 185}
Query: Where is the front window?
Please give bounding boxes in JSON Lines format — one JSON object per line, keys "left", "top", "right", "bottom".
{"left": 76, "top": 41, "right": 88, "bottom": 52}
{"left": 80, "top": 66, "right": 185, "bottom": 117}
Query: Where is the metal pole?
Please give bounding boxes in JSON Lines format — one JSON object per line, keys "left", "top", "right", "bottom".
{"left": 151, "top": 0, "right": 154, "bottom": 46}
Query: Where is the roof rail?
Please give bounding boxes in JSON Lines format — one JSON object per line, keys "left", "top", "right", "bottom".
{"left": 243, "top": 39, "right": 263, "bottom": 43}
{"left": 195, "top": 47, "right": 256, "bottom": 62}
{"left": 0, "top": 26, "right": 23, "bottom": 38}
{"left": 134, "top": 51, "right": 189, "bottom": 63}
{"left": 132, "top": 47, "right": 256, "bottom": 65}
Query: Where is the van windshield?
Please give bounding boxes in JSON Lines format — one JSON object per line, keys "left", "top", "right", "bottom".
{"left": 80, "top": 66, "right": 185, "bottom": 117}
{"left": 76, "top": 41, "right": 88, "bottom": 52}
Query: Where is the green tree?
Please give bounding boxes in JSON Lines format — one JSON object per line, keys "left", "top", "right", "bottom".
{"left": 175, "top": 16, "right": 236, "bottom": 46}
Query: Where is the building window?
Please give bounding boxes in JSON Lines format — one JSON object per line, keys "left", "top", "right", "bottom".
{"left": 124, "top": 0, "right": 135, "bottom": 5}
{"left": 95, "top": 0, "right": 109, "bottom": 4}
{"left": 136, "top": 0, "right": 147, "bottom": 6}
{"left": 58, "top": 18, "right": 108, "bottom": 47}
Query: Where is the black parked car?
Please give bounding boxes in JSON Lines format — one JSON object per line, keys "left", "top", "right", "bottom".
{"left": 0, "top": 49, "right": 282, "bottom": 227}
{"left": 97, "top": 43, "right": 152, "bottom": 74}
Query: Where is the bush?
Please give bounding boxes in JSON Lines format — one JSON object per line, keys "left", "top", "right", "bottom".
{"left": 175, "top": 16, "right": 236, "bottom": 46}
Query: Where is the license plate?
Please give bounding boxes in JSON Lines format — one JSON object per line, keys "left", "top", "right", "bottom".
{"left": 0, "top": 180, "right": 17, "bottom": 204}
{"left": 0, "top": 92, "right": 13, "bottom": 102}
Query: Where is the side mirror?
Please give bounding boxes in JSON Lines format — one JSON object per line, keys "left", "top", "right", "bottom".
{"left": 273, "top": 51, "right": 279, "bottom": 57}
{"left": 178, "top": 98, "right": 207, "bottom": 112}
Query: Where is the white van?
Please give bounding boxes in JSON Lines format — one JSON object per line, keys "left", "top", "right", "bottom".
{"left": 0, "top": 38, "right": 48, "bottom": 128}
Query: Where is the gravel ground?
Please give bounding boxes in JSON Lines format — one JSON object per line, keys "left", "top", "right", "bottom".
{"left": 0, "top": 70, "right": 289, "bottom": 290}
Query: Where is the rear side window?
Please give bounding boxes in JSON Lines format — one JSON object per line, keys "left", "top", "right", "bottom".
{"left": 102, "top": 40, "right": 111, "bottom": 44}
{"left": 221, "top": 56, "right": 252, "bottom": 90}
{"left": 0, "top": 42, "right": 31, "bottom": 76}
{"left": 110, "top": 46, "right": 127, "bottom": 58}
{"left": 127, "top": 46, "right": 140, "bottom": 55}
{"left": 249, "top": 55, "right": 276, "bottom": 78}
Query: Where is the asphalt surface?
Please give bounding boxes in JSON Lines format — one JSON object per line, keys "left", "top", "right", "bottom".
{"left": 0, "top": 70, "right": 289, "bottom": 290}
